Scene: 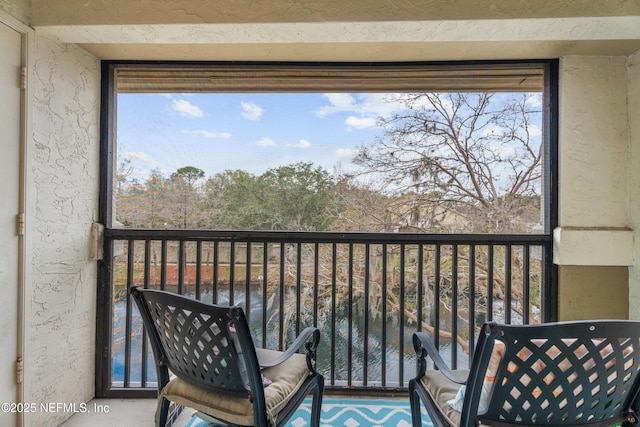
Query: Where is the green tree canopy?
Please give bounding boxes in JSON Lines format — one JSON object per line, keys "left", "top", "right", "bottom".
{"left": 206, "top": 162, "right": 338, "bottom": 231}
{"left": 172, "top": 166, "right": 205, "bottom": 186}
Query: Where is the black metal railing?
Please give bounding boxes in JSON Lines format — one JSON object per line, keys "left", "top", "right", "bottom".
{"left": 99, "top": 228, "right": 553, "bottom": 395}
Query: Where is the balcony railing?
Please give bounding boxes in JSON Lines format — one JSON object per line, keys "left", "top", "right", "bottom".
{"left": 97, "top": 229, "right": 553, "bottom": 396}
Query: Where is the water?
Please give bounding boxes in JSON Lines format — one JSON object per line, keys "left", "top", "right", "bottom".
{"left": 111, "top": 288, "right": 471, "bottom": 388}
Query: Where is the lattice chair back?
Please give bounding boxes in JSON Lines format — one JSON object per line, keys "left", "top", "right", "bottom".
{"left": 132, "top": 287, "right": 258, "bottom": 395}
{"left": 468, "top": 321, "right": 640, "bottom": 426}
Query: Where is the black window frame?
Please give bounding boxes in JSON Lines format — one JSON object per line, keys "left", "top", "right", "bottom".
{"left": 96, "top": 60, "right": 559, "bottom": 397}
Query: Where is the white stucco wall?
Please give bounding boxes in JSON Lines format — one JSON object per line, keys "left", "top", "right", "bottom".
{"left": 554, "top": 56, "right": 633, "bottom": 266}
{"left": 558, "top": 56, "right": 630, "bottom": 227}
{"left": 1, "top": 4, "right": 101, "bottom": 424}
{"left": 629, "top": 51, "right": 640, "bottom": 320}
{"left": 24, "top": 31, "right": 100, "bottom": 426}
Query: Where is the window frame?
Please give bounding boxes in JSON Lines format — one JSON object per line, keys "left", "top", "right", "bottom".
{"left": 100, "top": 60, "right": 558, "bottom": 234}
{"left": 96, "top": 60, "right": 559, "bottom": 397}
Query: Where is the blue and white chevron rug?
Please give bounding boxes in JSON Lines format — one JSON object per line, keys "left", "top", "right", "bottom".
{"left": 185, "top": 397, "right": 433, "bottom": 427}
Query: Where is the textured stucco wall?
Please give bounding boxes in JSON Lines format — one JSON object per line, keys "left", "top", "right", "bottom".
{"left": 629, "top": 51, "right": 640, "bottom": 320}
{"left": 558, "top": 56, "right": 630, "bottom": 228}
{"left": 25, "top": 31, "right": 100, "bottom": 426}
{"left": 0, "top": 0, "right": 28, "bottom": 25}
{"left": 556, "top": 56, "right": 632, "bottom": 320}
{"left": 29, "top": 0, "right": 640, "bottom": 25}
{"left": 558, "top": 266, "right": 628, "bottom": 320}
{"left": 25, "top": 0, "right": 640, "bottom": 61}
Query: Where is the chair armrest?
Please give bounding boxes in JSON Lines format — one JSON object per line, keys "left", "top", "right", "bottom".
{"left": 413, "top": 332, "right": 466, "bottom": 385}
{"left": 259, "top": 327, "right": 320, "bottom": 373}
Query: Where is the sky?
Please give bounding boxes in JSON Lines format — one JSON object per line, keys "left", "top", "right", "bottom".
{"left": 116, "top": 92, "right": 395, "bottom": 183}
{"left": 116, "top": 91, "right": 544, "bottom": 191}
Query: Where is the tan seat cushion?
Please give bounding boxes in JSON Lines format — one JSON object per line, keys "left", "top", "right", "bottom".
{"left": 421, "top": 338, "right": 635, "bottom": 427}
{"left": 158, "top": 348, "right": 310, "bottom": 426}
{"left": 421, "top": 369, "right": 468, "bottom": 427}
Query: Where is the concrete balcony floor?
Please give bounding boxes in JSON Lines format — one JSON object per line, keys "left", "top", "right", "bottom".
{"left": 60, "top": 399, "right": 194, "bottom": 427}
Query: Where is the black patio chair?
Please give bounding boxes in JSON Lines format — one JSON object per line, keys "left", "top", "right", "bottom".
{"left": 130, "top": 286, "right": 324, "bottom": 427}
{"left": 409, "top": 321, "right": 640, "bottom": 427}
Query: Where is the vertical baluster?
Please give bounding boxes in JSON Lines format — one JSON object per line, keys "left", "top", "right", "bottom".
{"left": 212, "top": 241, "right": 219, "bottom": 304}
{"left": 347, "top": 243, "right": 354, "bottom": 387}
{"left": 279, "top": 242, "right": 285, "bottom": 351}
{"left": 434, "top": 244, "right": 441, "bottom": 350}
{"left": 141, "top": 239, "right": 150, "bottom": 387}
{"left": 195, "top": 240, "right": 202, "bottom": 300}
{"left": 296, "top": 243, "right": 302, "bottom": 336}
{"left": 505, "top": 244, "right": 512, "bottom": 324}
{"left": 160, "top": 239, "right": 167, "bottom": 291}
{"left": 381, "top": 243, "right": 387, "bottom": 387}
{"left": 124, "top": 239, "right": 134, "bottom": 388}
{"left": 262, "top": 241, "right": 268, "bottom": 348}
{"left": 417, "top": 244, "right": 424, "bottom": 332}
{"left": 523, "top": 245, "right": 531, "bottom": 324}
{"left": 313, "top": 243, "right": 319, "bottom": 329}
{"left": 399, "top": 243, "right": 406, "bottom": 387}
{"left": 229, "top": 240, "right": 236, "bottom": 305}
{"left": 468, "top": 244, "right": 476, "bottom": 367}
{"left": 451, "top": 244, "right": 458, "bottom": 369}
{"left": 487, "top": 244, "right": 494, "bottom": 322}
{"left": 246, "top": 240, "right": 252, "bottom": 326}
{"left": 363, "top": 243, "right": 370, "bottom": 386}
{"left": 330, "top": 243, "right": 337, "bottom": 386}
{"left": 177, "top": 240, "right": 184, "bottom": 295}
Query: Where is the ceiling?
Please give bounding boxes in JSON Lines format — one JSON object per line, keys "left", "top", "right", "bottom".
{"left": 30, "top": 0, "right": 640, "bottom": 61}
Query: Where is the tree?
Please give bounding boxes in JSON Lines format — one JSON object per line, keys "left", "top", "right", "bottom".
{"left": 260, "top": 162, "right": 337, "bottom": 231}
{"left": 205, "top": 162, "right": 338, "bottom": 231}
{"left": 116, "top": 181, "right": 147, "bottom": 227}
{"left": 173, "top": 166, "right": 205, "bottom": 187}
{"left": 350, "top": 92, "right": 545, "bottom": 339}
{"left": 204, "top": 169, "right": 268, "bottom": 230}
{"left": 141, "top": 169, "right": 170, "bottom": 228}
{"left": 353, "top": 92, "right": 543, "bottom": 233}
{"left": 327, "top": 177, "right": 395, "bottom": 232}
{"left": 168, "top": 166, "right": 206, "bottom": 228}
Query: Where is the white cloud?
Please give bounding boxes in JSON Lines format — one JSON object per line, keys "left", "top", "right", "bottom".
{"left": 241, "top": 102, "right": 264, "bottom": 121}
{"left": 525, "top": 93, "right": 543, "bottom": 108}
{"left": 358, "top": 93, "right": 404, "bottom": 117}
{"left": 171, "top": 99, "right": 204, "bottom": 118}
{"left": 256, "top": 137, "right": 276, "bottom": 147}
{"left": 122, "top": 151, "right": 160, "bottom": 167}
{"left": 294, "top": 139, "right": 312, "bottom": 148}
{"left": 316, "top": 93, "right": 357, "bottom": 117}
{"left": 528, "top": 124, "right": 542, "bottom": 137}
{"left": 346, "top": 116, "right": 377, "bottom": 129}
{"left": 335, "top": 148, "right": 357, "bottom": 159}
{"left": 120, "top": 151, "right": 165, "bottom": 181}
{"left": 316, "top": 93, "right": 402, "bottom": 127}
{"left": 184, "top": 130, "right": 232, "bottom": 139}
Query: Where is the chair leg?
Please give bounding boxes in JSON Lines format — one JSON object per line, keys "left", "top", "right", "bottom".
{"left": 310, "top": 376, "right": 324, "bottom": 427}
{"left": 409, "top": 380, "right": 423, "bottom": 427}
{"left": 155, "top": 396, "right": 170, "bottom": 427}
